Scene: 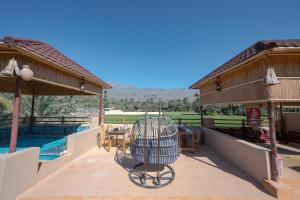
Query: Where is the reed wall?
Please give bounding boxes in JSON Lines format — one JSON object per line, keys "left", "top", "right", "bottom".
{"left": 0, "top": 53, "right": 102, "bottom": 95}
{"left": 199, "top": 53, "right": 300, "bottom": 104}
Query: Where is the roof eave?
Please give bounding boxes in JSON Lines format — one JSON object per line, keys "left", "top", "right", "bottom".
{"left": 189, "top": 49, "right": 272, "bottom": 89}
{"left": 1, "top": 43, "right": 111, "bottom": 89}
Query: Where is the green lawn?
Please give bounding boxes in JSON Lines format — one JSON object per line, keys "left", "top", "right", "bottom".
{"left": 104, "top": 112, "right": 247, "bottom": 127}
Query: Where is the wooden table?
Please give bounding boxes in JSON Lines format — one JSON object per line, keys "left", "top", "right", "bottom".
{"left": 108, "top": 128, "right": 130, "bottom": 152}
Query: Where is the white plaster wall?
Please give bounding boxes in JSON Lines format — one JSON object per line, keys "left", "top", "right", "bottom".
{"left": 200, "top": 127, "right": 271, "bottom": 183}
{"left": 0, "top": 126, "right": 102, "bottom": 200}
{"left": 284, "top": 112, "right": 300, "bottom": 132}
{"left": 0, "top": 148, "right": 39, "bottom": 200}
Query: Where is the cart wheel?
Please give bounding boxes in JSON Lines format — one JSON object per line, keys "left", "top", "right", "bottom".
{"left": 129, "top": 163, "right": 175, "bottom": 188}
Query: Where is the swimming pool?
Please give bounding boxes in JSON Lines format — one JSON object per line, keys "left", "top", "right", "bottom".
{"left": 0, "top": 136, "right": 66, "bottom": 160}
{"left": 0, "top": 125, "right": 90, "bottom": 160}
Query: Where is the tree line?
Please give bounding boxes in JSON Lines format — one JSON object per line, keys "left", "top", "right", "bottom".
{"left": 1, "top": 92, "right": 279, "bottom": 118}
{"left": 104, "top": 96, "right": 247, "bottom": 116}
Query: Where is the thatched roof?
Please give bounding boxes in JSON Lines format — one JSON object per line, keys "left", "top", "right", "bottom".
{"left": 190, "top": 40, "right": 300, "bottom": 89}
{"left": 1, "top": 36, "right": 111, "bottom": 89}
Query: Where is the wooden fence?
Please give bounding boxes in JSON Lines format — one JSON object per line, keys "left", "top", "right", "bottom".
{"left": 0, "top": 116, "right": 90, "bottom": 126}
{"left": 0, "top": 117, "right": 26, "bottom": 126}
{"left": 34, "top": 116, "right": 90, "bottom": 124}
{"left": 104, "top": 115, "right": 269, "bottom": 128}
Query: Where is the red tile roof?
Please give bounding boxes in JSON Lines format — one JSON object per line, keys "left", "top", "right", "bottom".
{"left": 2, "top": 36, "right": 111, "bottom": 88}
{"left": 190, "top": 40, "right": 300, "bottom": 89}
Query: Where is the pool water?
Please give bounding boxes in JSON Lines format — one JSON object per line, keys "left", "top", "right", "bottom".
{"left": 0, "top": 136, "right": 67, "bottom": 160}
{"left": 0, "top": 125, "right": 90, "bottom": 160}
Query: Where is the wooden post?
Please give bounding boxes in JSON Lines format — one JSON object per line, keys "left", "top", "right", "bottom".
{"left": 30, "top": 95, "right": 35, "bottom": 126}
{"left": 279, "top": 102, "right": 284, "bottom": 138}
{"left": 268, "top": 101, "right": 279, "bottom": 181}
{"left": 9, "top": 77, "right": 22, "bottom": 153}
{"left": 200, "top": 105, "right": 204, "bottom": 126}
{"left": 99, "top": 94, "right": 103, "bottom": 125}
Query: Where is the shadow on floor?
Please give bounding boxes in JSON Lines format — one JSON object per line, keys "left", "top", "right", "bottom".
{"left": 258, "top": 143, "right": 300, "bottom": 155}
{"left": 290, "top": 166, "right": 300, "bottom": 172}
{"left": 114, "top": 147, "right": 139, "bottom": 172}
{"left": 181, "top": 146, "right": 268, "bottom": 194}
{"left": 114, "top": 144, "right": 269, "bottom": 195}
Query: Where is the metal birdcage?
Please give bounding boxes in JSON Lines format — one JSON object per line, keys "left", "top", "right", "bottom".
{"left": 129, "top": 106, "right": 179, "bottom": 188}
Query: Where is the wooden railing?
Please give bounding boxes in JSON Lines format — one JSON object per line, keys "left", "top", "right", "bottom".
{"left": 104, "top": 114, "right": 269, "bottom": 128}
{"left": 0, "top": 116, "right": 90, "bottom": 126}
{"left": 172, "top": 118, "right": 201, "bottom": 126}
{"left": 34, "top": 116, "right": 90, "bottom": 124}
{"left": 0, "top": 117, "right": 26, "bottom": 126}
{"left": 214, "top": 118, "right": 269, "bottom": 128}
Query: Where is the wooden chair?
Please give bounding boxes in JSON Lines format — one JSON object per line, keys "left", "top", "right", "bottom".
{"left": 179, "top": 128, "right": 196, "bottom": 153}
{"left": 103, "top": 125, "right": 114, "bottom": 152}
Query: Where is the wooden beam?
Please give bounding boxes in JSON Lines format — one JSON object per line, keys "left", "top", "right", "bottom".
{"left": 9, "top": 76, "right": 22, "bottom": 153}
{"left": 32, "top": 77, "right": 100, "bottom": 95}
{"left": 268, "top": 101, "right": 279, "bottom": 181}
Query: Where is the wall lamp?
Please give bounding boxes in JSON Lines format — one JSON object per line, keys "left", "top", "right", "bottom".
{"left": 80, "top": 78, "right": 85, "bottom": 91}
{"left": 215, "top": 77, "right": 222, "bottom": 91}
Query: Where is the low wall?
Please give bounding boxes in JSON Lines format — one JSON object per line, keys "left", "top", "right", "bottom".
{"left": 200, "top": 127, "right": 271, "bottom": 183}
{"left": 0, "top": 148, "right": 39, "bottom": 200}
{"left": 284, "top": 112, "right": 300, "bottom": 133}
{"left": 0, "top": 126, "right": 102, "bottom": 200}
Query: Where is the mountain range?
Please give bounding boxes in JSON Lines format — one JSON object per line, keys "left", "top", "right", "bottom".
{"left": 106, "top": 83, "right": 196, "bottom": 101}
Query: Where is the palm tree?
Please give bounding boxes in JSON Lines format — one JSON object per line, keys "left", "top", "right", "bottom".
{"left": 35, "top": 96, "right": 76, "bottom": 117}
{"left": 0, "top": 95, "right": 13, "bottom": 113}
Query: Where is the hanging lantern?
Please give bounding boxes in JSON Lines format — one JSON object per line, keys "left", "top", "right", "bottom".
{"left": 80, "top": 78, "right": 85, "bottom": 90}
{"left": 0, "top": 59, "right": 34, "bottom": 81}
{"left": 19, "top": 65, "right": 34, "bottom": 81}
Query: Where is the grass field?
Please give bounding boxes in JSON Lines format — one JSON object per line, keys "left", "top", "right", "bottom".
{"left": 104, "top": 112, "right": 248, "bottom": 127}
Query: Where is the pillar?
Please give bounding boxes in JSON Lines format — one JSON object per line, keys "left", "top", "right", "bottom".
{"left": 30, "top": 95, "right": 35, "bottom": 126}
{"left": 200, "top": 105, "right": 204, "bottom": 126}
{"left": 279, "top": 102, "right": 284, "bottom": 138}
{"left": 268, "top": 101, "right": 279, "bottom": 181}
{"left": 9, "top": 76, "right": 22, "bottom": 153}
{"left": 99, "top": 94, "right": 103, "bottom": 125}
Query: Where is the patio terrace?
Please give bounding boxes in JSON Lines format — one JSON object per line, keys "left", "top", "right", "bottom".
{"left": 19, "top": 146, "right": 274, "bottom": 200}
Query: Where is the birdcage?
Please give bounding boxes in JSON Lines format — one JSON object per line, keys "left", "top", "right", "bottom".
{"left": 129, "top": 113, "right": 179, "bottom": 188}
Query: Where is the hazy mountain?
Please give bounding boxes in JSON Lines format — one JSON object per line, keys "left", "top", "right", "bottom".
{"left": 106, "top": 83, "right": 196, "bottom": 101}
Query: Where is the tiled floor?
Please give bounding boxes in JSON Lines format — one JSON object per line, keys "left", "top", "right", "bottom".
{"left": 19, "top": 146, "right": 274, "bottom": 200}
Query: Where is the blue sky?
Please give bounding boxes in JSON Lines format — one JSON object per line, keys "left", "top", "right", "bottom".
{"left": 0, "top": 0, "right": 300, "bottom": 88}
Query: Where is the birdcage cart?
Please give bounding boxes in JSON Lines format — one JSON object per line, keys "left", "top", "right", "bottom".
{"left": 129, "top": 111, "right": 179, "bottom": 188}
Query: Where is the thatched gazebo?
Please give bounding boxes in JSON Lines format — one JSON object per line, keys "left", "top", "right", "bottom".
{"left": 0, "top": 36, "right": 111, "bottom": 153}
{"left": 190, "top": 40, "right": 300, "bottom": 181}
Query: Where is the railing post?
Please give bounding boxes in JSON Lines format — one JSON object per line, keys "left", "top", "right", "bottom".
{"left": 242, "top": 119, "right": 245, "bottom": 128}
{"left": 200, "top": 105, "right": 204, "bottom": 126}
{"left": 62, "top": 116, "right": 65, "bottom": 124}
{"left": 179, "top": 119, "right": 182, "bottom": 125}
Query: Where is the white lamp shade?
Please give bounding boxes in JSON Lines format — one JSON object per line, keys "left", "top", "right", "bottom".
{"left": 19, "top": 65, "right": 33, "bottom": 81}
